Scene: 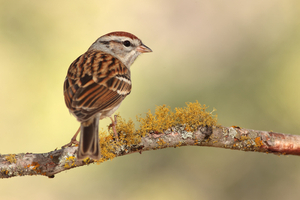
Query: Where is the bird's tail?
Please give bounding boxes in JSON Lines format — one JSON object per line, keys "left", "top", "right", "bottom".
{"left": 78, "top": 117, "right": 101, "bottom": 160}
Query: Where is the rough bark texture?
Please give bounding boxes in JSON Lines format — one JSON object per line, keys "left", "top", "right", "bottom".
{"left": 1, "top": 125, "right": 299, "bottom": 179}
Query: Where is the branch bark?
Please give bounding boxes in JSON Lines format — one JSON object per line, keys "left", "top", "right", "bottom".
{"left": 1, "top": 125, "right": 300, "bottom": 179}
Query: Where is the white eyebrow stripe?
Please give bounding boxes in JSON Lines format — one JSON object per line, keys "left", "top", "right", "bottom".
{"left": 104, "top": 35, "right": 133, "bottom": 42}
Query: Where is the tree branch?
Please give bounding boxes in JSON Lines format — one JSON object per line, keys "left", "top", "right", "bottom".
{"left": 1, "top": 125, "right": 300, "bottom": 179}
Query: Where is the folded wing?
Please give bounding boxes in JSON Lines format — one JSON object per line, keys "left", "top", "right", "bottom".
{"left": 64, "top": 50, "right": 131, "bottom": 122}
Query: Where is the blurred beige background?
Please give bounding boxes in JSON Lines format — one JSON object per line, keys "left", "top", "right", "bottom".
{"left": 1, "top": 0, "right": 300, "bottom": 199}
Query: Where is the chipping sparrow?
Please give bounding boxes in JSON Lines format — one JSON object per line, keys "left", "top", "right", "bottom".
{"left": 63, "top": 31, "right": 152, "bottom": 160}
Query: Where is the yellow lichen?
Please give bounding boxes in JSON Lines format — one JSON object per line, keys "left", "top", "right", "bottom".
{"left": 115, "top": 116, "right": 137, "bottom": 145}
{"left": 137, "top": 101, "right": 217, "bottom": 136}
{"left": 96, "top": 117, "right": 140, "bottom": 164}
{"left": 254, "top": 137, "right": 264, "bottom": 147}
{"left": 137, "top": 105, "right": 174, "bottom": 137}
{"left": 175, "top": 141, "right": 182, "bottom": 148}
{"left": 66, "top": 156, "right": 76, "bottom": 162}
{"left": 94, "top": 101, "right": 217, "bottom": 163}
{"left": 82, "top": 157, "right": 91, "bottom": 164}
{"left": 157, "top": 138, "right": 167, "bottom": 148}
{"left": 97, "top": 129, "right": 118, "bottom": 163}
{"left": 240, "top": 135, "right": 251, "bottom": 141}
{"left": 173, "top": 101, "right": 217, "bottom": 131}
{"left": 5, "top": 154, "right": 16, "bottom": 164}
{"left": 25, "top": 162, "right": 41, "bottom": 174}
{"left": 98, "top": 142, "right": 116, "bottom": 162}
{"left": 64, "top": 163, "right": 70, "bottom": 169}
{"left": 31, "top": 162, "right": 40, "bottom": 170}
{"left": 64, "top": 156, "right": 76, "bottom": 168}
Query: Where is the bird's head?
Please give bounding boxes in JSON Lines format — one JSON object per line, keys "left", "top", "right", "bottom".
{"left": 88, "top": 31, "right": 152, "bottom": 67}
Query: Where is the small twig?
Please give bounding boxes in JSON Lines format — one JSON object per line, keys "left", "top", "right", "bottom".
{"left": 1, "top": 125, "right": 299, "bottom": 179}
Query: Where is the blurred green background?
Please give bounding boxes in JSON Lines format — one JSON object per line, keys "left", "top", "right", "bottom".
{"left": 1, "top": 0, "right": 300, "bottom": 199}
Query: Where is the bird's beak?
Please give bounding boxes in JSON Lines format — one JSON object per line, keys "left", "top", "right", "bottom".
{"left": 137, "top": 43, "right": 152, "bottom": 53}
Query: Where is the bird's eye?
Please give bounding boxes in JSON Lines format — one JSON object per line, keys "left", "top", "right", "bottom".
{"left": 123, "top": 40, "right": 131, "bottom": 47}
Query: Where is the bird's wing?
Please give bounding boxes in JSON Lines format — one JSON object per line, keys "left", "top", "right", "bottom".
{"left": 64, "top": 50, "right": 131, "bottom": 122}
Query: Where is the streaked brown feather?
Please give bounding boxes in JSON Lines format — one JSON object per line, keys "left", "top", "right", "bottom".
{"left": 64, "top": 50, "right": 131, "bottom": 122}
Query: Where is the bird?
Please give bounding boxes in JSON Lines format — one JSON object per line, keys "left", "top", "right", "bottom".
{"left": 63, "top": 31, "right": 152, "bottom": 160}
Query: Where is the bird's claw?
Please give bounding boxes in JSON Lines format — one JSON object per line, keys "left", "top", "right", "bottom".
{"left": 109, "top": 115, "right": 119, "bottom": 141}
{"left": 62, "top": 127, "right": 80, "bottom": 148}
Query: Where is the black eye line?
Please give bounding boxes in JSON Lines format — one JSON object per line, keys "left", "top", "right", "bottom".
{"left": 100, "top": 40, "right": 134, "bottom": 48}
{"left": 99, "top": 41, "right": 109, "bottom": 45}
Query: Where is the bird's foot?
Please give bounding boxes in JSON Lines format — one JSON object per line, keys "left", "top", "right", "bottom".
{"left": 62, "top": 127, "right": 80, "bottom": 148}
{"left": 109, "top": 115, "right": 119, "bottom": 142}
